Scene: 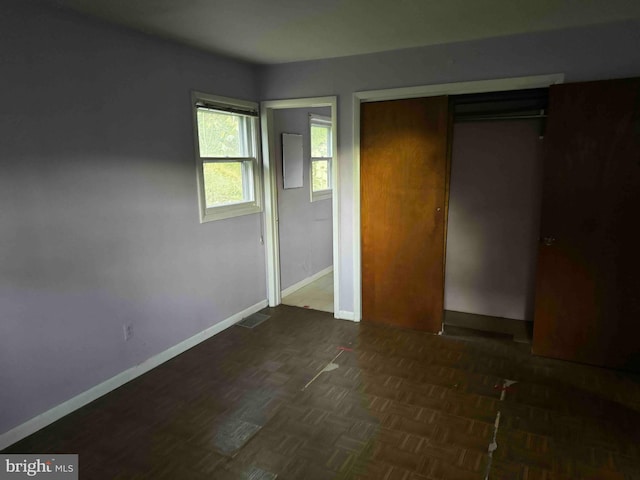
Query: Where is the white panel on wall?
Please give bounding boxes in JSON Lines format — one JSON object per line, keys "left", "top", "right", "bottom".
{"left": 282, "top": 133, "right": 304, "bottom": 189}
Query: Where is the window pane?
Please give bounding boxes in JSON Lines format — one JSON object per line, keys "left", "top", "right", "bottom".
{"left": 203, "top": 162, "right": 251, "bottom": 207}
{"left": 312, "top": 160, "right": 330, "bottom": 192}
{"left": 197, "top": 109, "right": 248, "bottom": 157}
{"left": 311, "top": 124, "right": 331, "bottom": 158}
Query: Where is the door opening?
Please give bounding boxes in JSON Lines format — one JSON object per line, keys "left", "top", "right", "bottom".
{"left": 260, "top": 97, "right": 341, "bottom": 317}
{"left": 442, "top": 89, "right": 548, "bottom": 342}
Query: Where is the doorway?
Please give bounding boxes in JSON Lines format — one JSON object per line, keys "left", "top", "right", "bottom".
{"left": 353, "top": 75, "right": 564, "bottom": 328}
{"left": 261, "top": 97, "right": 340, "bottom": 316}
{"left": 441, "top": 89, "right": 548, "bottom": 341}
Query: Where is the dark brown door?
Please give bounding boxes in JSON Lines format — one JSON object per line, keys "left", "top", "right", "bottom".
{"left": 360, "top": 97, "right": 450, "bottom": 332}
{"left": 533, "top": 78, "right": 640, "bottom": 371}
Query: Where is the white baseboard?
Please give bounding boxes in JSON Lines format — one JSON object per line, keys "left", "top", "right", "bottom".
{"left": 337, "top": 310, "right": 357, "bottom": 321}
{"left": 281, "top": 266, "right": 333, "bottom": 298}
{"left": 0, "top": 299, "right": 268, "bottom": 451}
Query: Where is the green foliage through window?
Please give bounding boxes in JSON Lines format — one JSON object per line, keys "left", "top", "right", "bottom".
{"left": 312, "top": 160, "right": 330, "bottom": 192}
{"left": 193, "top": 93, "right": 260, "bottom": 222}
{"left": 311, "top": 124, "right": 331, "bottom": 158}
{"left": 197, "top": 109, "right": 248, "bottom": 158}
{"left": 310, "top": 117, "right": 332, "bottom": 195}
{"left": 196, "top": 106, "right": 256, "bottom": 209}
{"left": 203, "top": 162, "right": 248, "bottom": 207}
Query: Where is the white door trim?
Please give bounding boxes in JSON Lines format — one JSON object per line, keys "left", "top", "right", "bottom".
{"left": 260, "top": 96, "right": 341, "bottom": 317}
{"left": 352, "top": 74, "right": 565, "bottom": 322}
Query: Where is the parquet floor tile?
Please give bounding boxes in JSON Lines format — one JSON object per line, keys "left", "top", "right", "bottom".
{"left": 4, "top": 305, "right": 640, "bottom": 479}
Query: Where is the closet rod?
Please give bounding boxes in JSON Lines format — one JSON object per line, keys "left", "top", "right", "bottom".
{"left": 455, "top": 113, "right": 546, "bottom": 123}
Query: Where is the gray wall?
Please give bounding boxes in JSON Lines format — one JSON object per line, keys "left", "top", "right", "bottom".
{"left": 260, "top": 19, "right": 640, "bottom": 315}
{"left": 444, "top": 121, "right": 543, "bottom": 321}
{"left": 0, "top": 1, "right": 264, "bottom": 435}
{"left": 273, "top": 108, "right": 333, "bottom": 290}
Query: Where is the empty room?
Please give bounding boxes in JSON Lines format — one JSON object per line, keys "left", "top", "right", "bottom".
{"left": 2, "top": 1, "right": 640, "bottom": 479}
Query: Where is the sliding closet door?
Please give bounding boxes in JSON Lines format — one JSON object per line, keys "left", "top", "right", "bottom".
{"left": 533, "top": 78, "right": 640, "bottom": 371}
{"left": 360, "top": 97, "right": 450, "bottom": 332}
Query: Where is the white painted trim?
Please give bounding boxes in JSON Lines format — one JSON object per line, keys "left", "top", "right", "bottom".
{"left": 354, "top": 74, "right": 565, "bottom": 103}
{"left": 193, "top": 91, "right": 260, "bottom": 112}
{"left": 310, "top": 188, "right": 332, "bottom": 203}
{"left": 352, "top": 74, "right": 565, "bottom": 322}
{"left": 260, "top": 96, "right": 340, "bottom": 318}
{"left": 330, "top": 100, "right": 340, "bottom": 318}
{"left": 0, "top": 299, "right": 268, "bottom": 451}
{"left": 337, "top": 310, "right": 356, "bottom": 321}
{"left": 281, "top": 266, "right": 334, "bottom": 298}
{"left": 261, "top": 107, "right": 281, "bottom": 307}
{"left": 263, "top": 97, "right": 336, "bottom": 110}
{"left": 352, "top": 92, "right": 362, "bottom": 322}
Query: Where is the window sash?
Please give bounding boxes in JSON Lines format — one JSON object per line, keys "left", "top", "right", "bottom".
{"left": 195, "top": 113, "right": 257, "bottom": 206}
{"left": 309, "top": 115, "right": 333, "bottom": 201}
{"left": 195, "top": 103, "right": 258, "bottom": 118}
{"left": 192, "top": 91, "right": 262, "bottom": 222}
{"left": 201, "top": 157, "right": 256, "bottom": 162}
{"left": 196, "top": 110, "right": 254, "bottom": 158}
{"left": 311, "top": 157, "right": 332, "bottom": 193}
{"left": 310, "top": 125, "right": 332, "bottom": 158}
{"left": 202, "top": 157, "right": 257, "bottom": 209}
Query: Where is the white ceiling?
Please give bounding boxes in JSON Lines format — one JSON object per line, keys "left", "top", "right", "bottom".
{"left": 52, "top": 0, "right": 640, "bottom": 64}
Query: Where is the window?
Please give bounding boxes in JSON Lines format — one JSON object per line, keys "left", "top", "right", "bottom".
{"left": 309, "top": 114, "right": 333, "bottom": 201}
{"left": 192, "top": 92, "right": 262, "bottom": 222}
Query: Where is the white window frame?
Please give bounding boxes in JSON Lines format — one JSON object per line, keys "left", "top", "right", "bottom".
{"left": 192, "top": 91, "right": 263, "bottom": 223}
{"left": 309, "top": 114, "right": 333, "bottom": 202}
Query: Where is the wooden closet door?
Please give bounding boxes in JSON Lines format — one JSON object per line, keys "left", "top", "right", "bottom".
{"left": 360, "top": 97, "right": 450, "bottom": 332}
{"left": 533, "top": 78, "right": 640, "bottom": 371}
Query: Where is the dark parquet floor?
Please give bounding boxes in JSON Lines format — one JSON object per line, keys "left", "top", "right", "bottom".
{"left": 4, "top": 305, "right": 640, "bottom": 479}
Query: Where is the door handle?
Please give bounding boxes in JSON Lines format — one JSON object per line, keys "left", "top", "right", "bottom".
{"left": 542, "top": 236, "right": 556, "bottom": 246}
